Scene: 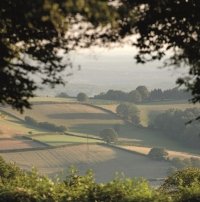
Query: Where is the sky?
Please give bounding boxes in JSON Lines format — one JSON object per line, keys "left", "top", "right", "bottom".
{"left": 43, "top": 45, "right": 188, "bottom": 96}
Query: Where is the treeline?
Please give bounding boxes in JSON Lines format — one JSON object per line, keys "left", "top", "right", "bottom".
{"left": 151, "top": 108, "right": 200, "bottom": 148}
{"left": 24, "top": 116, "right": 67, "bottom": 132}
{"left": 93, "top": 86, "right": 190, "bottom": 103}
{"left": 0, "top": 156, "right": 200, "bottom": 202}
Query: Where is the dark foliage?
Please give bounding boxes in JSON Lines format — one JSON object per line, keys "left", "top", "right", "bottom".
{"left": 99, "top": 128, "right": 118, "bottom": 143}
{"left": 24, "top": 116, "right": 67, "bottom": 132}
{"left": 94, "top": 87, "right": 190, "bottom": 103}
{"left": 77, "top": 92, "right": 88, "bottom": 102}
{"left": 148, "top": 147, "right": 168, "bottom": 161}
{"left": 1, "top": 1, "right": 200, "bottom": 112}
{"left": 152, "top": 108, "right": 200, "bottom": 148}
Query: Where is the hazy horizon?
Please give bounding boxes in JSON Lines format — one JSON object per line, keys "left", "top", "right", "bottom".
{"left": 39, "top": 46, "right": 189, "bottom": 97}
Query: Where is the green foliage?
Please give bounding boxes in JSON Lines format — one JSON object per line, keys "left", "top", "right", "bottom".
{"left": 0, "top": 157, "right": 200, "bottom": 201}
{"left": 128, "top": 90, "right": 142, "bottom": 103}
{"left": 148, "top": 148, "right": 168, "bottom": 161}
{"left": 56, "top": 92, "right": 70, "bottom": 98}
{"left": 99, "top": 128, "right": 118, "bottom": 143}
{"left": 171, "top": 157, "right": 200, "bottom": 170}
{"left": 0, "top": 156, "right": 22, "bottom": 180}
{"left": 24, "top": 116, "right": 67, "bottom": 132}
{"left": 116, "top": 103, "right": 140, "bottom": 125}
{"left": 152, "top": 108, "right": 200, "bottom": 148}
{"left": 77, "top": 92, "right": 88, "bottom": 102}
{"left": 136, "top": 86, "right": 150, "bottom": 100}
{"left": 160, "top": 168, "right": 200, "bottom": 193}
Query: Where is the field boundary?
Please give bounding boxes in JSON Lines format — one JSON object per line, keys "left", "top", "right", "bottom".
{"left": 99, "top": 143, "right": 147, "bottom": 157}
{"left": 0, "top": 142, "right": 100, "bottom": 153}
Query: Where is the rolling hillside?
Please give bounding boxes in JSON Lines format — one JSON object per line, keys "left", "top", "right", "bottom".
{"left": 0, "top": 143, "right": 170, "bottom": 182}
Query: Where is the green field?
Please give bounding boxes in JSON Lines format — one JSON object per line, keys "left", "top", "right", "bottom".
{"left": 32, "top": 134, "right": 102, "bottom": 146}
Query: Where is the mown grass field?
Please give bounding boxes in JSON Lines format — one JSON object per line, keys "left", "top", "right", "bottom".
{"left": 32, "top": 134, "right": 102, "bottom": 146}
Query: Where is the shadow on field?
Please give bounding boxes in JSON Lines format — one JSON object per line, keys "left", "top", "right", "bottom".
{"left": 47, "top": 113, "right": 115, "bottom": 120}
{"left": 71, "top": 123, "right": 195, "bottom": 153}
{"left": 48, "top": 144, "right": 170, "bottom": 183}
{"left": 70, "top": 123, "right": 121, "bottom": 136}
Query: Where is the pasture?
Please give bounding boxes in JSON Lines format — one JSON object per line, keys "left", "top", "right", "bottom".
{"left": 1, "top": 100, "right": 200, "bottom": 156}
{"left": 31, "top": 134, "right": 102, "bottom": 146}
{"left": 0, "top": 110, "right": 45, "bottom": 137}
{"left": 97, "top": 100, "right": 200, "bottom": 126}
{"left": 0, "top": 144, "right": 170, "bottom": 182}
{"left": 3, "top": 102, "right": 123, "bottom": 136}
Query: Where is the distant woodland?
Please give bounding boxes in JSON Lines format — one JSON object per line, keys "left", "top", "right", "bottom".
{"left": 93, "top": 86, "right": 191, "bottom": 103}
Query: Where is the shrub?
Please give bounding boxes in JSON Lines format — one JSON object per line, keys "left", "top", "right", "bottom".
{"left": 148, "top": 148, "right": 168, "bottom": 161}
{"left": 99, "top": 128, "right": 118, "bottom": 143}
{"left": 77, "top": 92, "right": 88, "bottom": 102}
{"left": 24, "top": 116, "right": 38, "bottom": 126}
{"left": 160, "top": 167, "right": 200, "bottom": 193}
{"left": 116, "top": 103, "right": 140, "bottom": 124}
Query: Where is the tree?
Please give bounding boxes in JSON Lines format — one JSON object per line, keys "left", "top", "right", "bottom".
{"left": 77, "top": 92, "right": 88, "bottom": 102}
{"left": 0, "top": 0, "right": 116, "bottom": 111}
{"left": 2, "top": 1, "right": 200, "bottom": 113}
{"left": 136, "top": 86, "right": 149, "bottom": 101}
{"left": 99, "top": 128, "right": 118, "bottom": 144}
{"left": 128, "top": 90, "right": 142, "bottom": 103}
{"left": 148, "top": 147, "right": 168, "bottom": 161}
{"left": 116, "top": 103, "right": 140, "bottom": 124}
{"left": 56, "top": 92, "right": 70, "bottom": 98}
{"left": 116, "top": 103, "right": 129, "bottom": 119}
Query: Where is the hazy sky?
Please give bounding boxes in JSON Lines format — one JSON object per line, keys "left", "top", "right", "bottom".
{"left": 48, "top": 45, "right": 188, "bottom": 96}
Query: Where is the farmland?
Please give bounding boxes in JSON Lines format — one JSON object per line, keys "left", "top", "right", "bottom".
{"left": 31, "top": 134, "right": 102, "bottom": 146}
{"left": 0, "top": 138, "right": 46, "bottom": 151}
{"left": 0, "top": 98, "right": 200, "bottom": 183}
{"left": 0, "top": 144, "right": 170, "bottom": 182}
{"left": 96, "top": 100, "right": 200, "bottom": 126}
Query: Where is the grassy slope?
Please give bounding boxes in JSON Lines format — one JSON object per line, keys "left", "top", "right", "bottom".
{"left": 3, "top": 102, "right": 122, "bottom": 136}
{"left": 1, "top": 98, "right": 200, "bottom": 155}
{"left": 96, "top": 100, "right": 200, "bottom": 126}
{"left": 32, "top": 134, "right": 102, "bottom": 146}
{"left": 0, "top": 144, "right": 170, "bottom": 181}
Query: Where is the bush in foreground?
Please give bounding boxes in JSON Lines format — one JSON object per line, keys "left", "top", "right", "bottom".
{"left": 0, "top": 156, "right": 200, "bottom": 202}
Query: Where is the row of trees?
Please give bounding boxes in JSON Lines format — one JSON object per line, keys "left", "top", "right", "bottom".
{"left": 151, "top": 108, "right": 200, "bottom": 148}
{"left": 24, "top": 116, "right": 67, "bottom": 132}
{"left": 94, "top": 86, "right": 190, "bottom": 103}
